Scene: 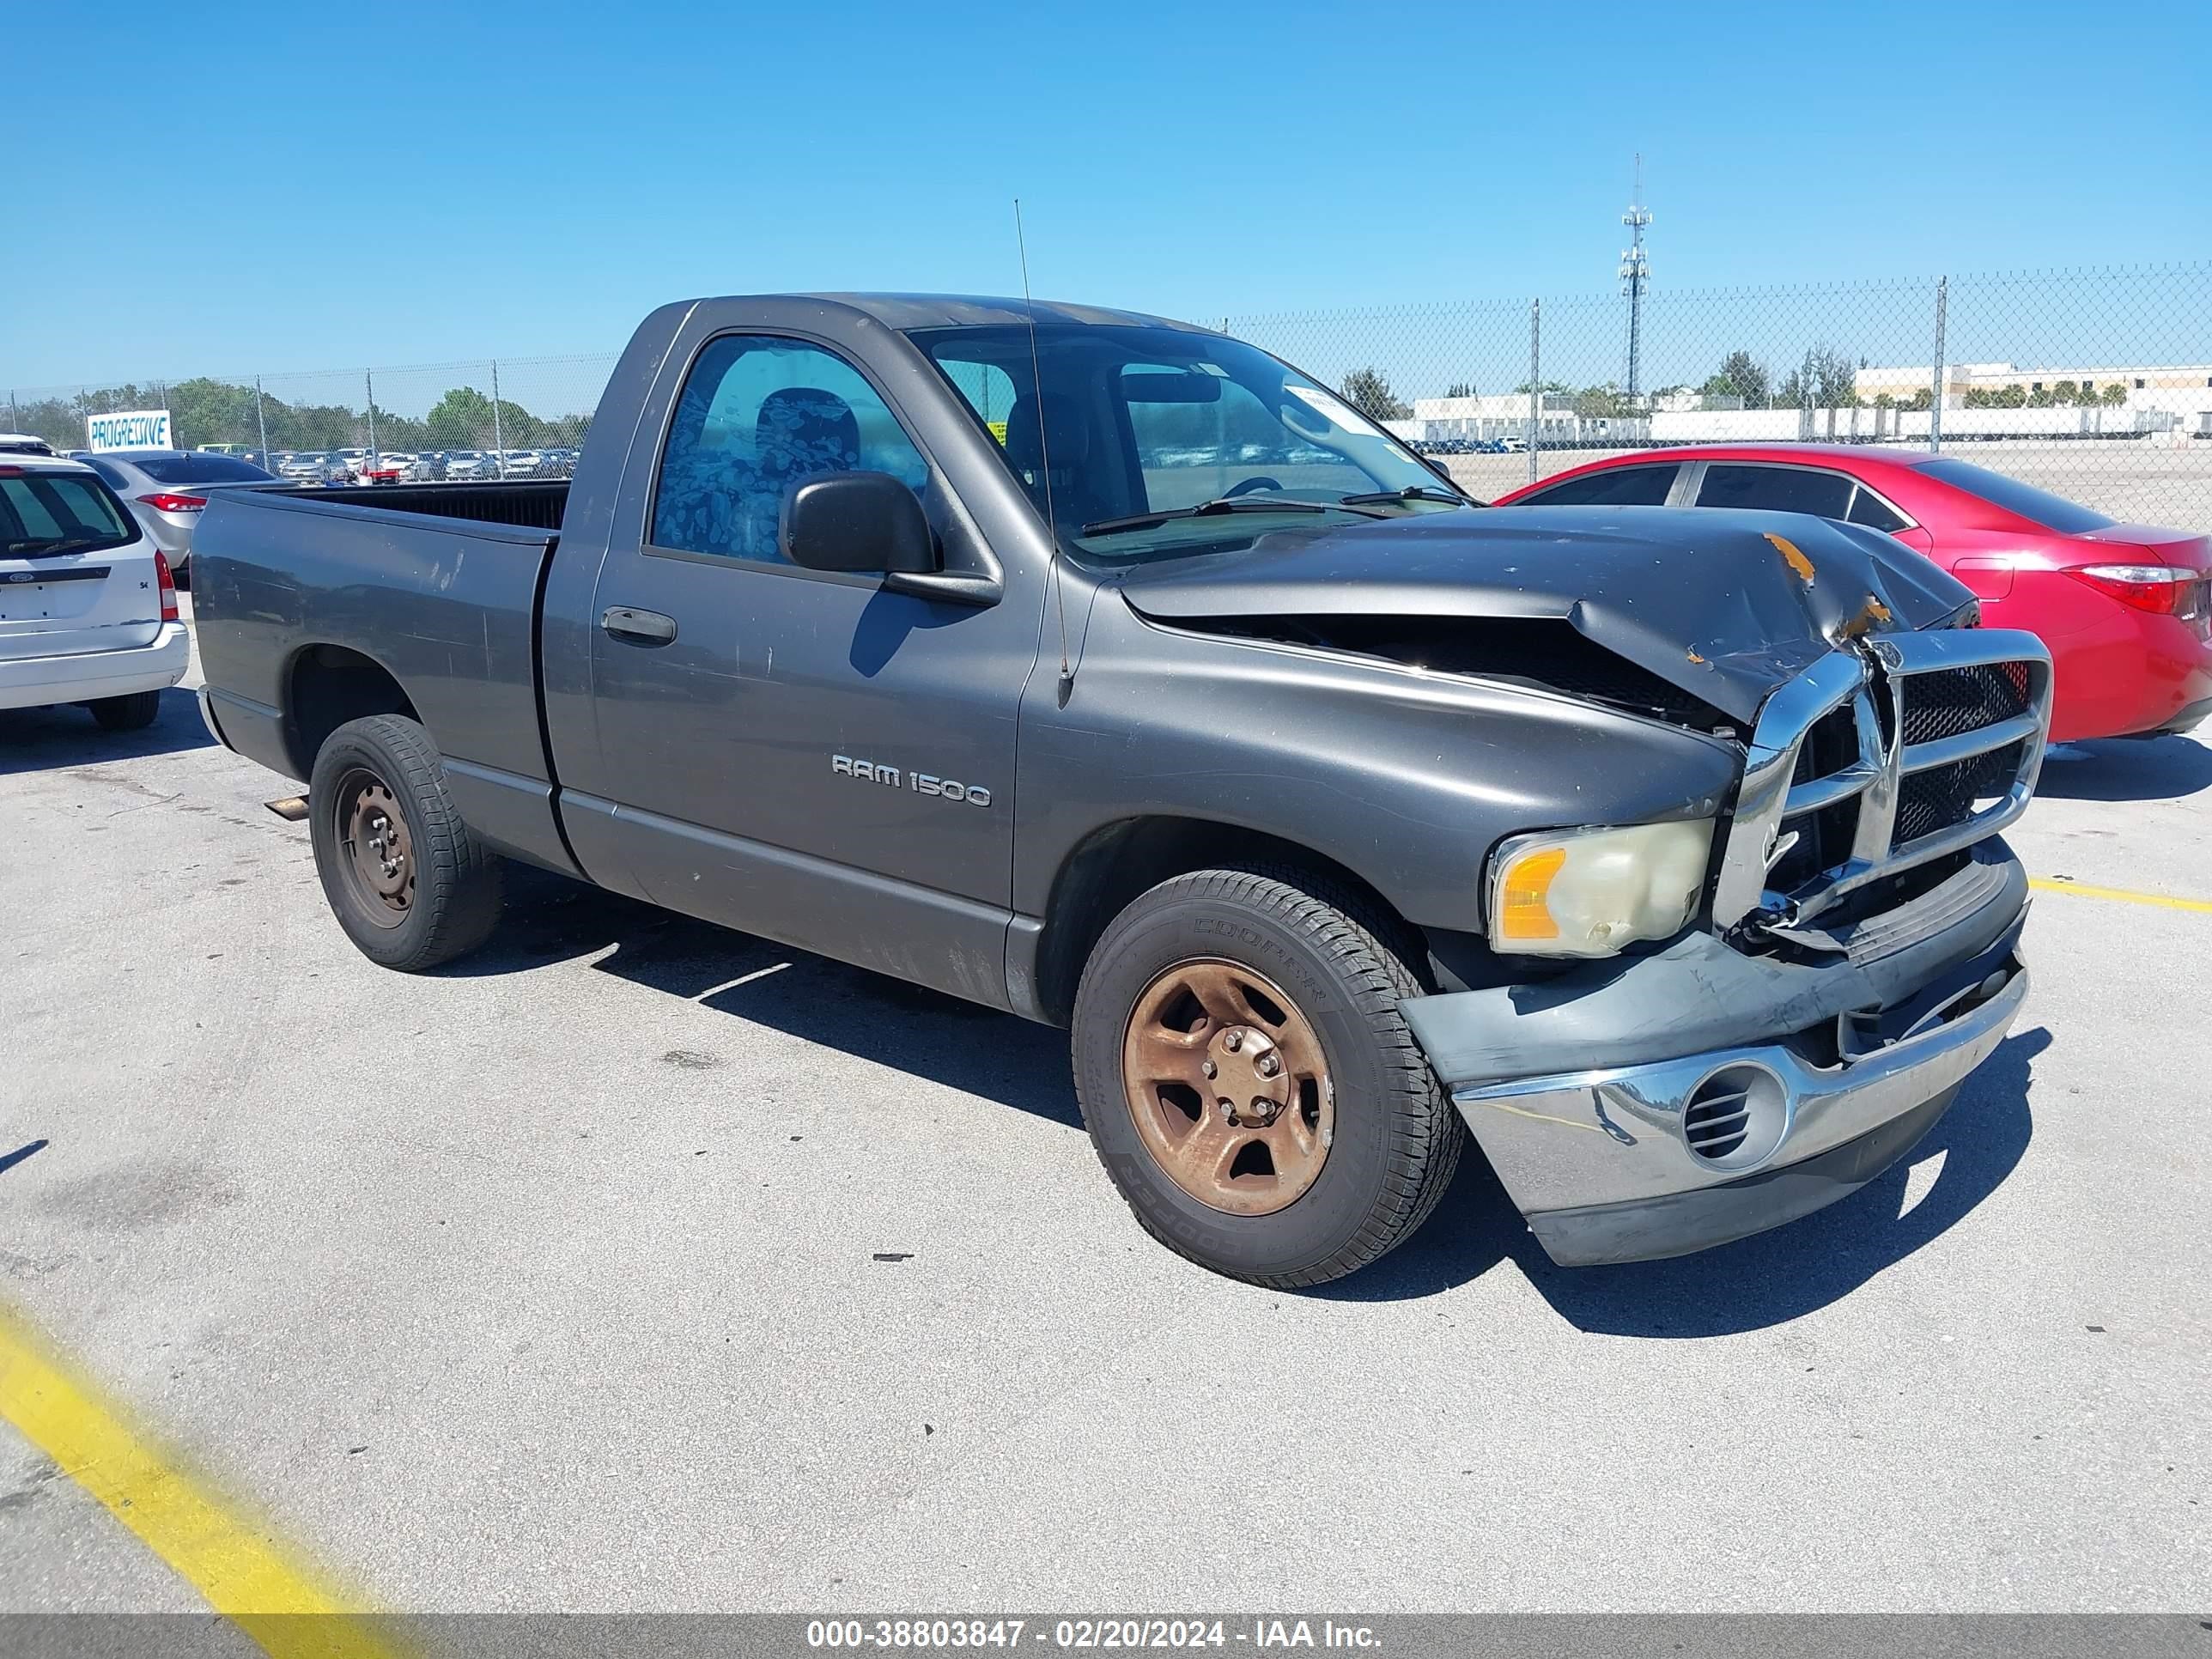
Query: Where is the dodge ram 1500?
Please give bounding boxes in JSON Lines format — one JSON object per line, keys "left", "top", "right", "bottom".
{"left": 192, "top": 293, "right": 2049, "bottom": 1285}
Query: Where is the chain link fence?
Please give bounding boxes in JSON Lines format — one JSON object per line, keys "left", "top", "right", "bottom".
{"left": 1230, "top": 262, "right": 2212, "bottom": 526}
{"left": 7, "top": 263, "right": 2208, "bottom": 521}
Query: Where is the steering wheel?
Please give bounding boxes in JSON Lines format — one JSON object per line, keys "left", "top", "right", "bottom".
{"left": 1224, "top": 476, "right": 1284, "bottom": 497}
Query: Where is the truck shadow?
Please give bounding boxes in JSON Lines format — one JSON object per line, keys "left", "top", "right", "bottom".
{"left": 448, "top": 867, "right": 2046, "bottom": 1320}
{"left": 2033, "top": 734, "right": 2212, "bottom": 802}
{"left": 1322, "top": 1025, "right": 2049, "bottom": 1331}
{"left": 439, "top": 866, "right": 1084, "bottom": 1131}
{"left": 0, "top": 688, "right": 216, "bottom": 775}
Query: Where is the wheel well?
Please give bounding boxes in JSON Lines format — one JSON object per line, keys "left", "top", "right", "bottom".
{"left": 285, "top": 645, "right": 417, "bottom": 775}
{"left": 1031, "top": 817, "right": 1421, "bottom": 1026}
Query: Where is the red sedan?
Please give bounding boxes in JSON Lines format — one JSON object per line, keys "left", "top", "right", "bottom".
{"left": 1493, "top": 444, "right": 2212, "bottom": 743}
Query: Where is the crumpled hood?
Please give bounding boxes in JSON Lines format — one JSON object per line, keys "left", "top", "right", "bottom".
{"left": 1115, "top": 504, "right": 1974, "bottom": 724}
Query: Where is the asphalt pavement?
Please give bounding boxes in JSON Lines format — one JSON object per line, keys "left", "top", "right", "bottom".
{"left": 1, "top": 617, "right": 2207, "bottom": 1620}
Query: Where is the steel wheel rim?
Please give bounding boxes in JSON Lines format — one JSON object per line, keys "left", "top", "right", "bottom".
{"left": 334, "top": 767, "right": 413, "bottom": 927}
{"left": 1120, "top": 957, "right": 1334, "bottom": 1216}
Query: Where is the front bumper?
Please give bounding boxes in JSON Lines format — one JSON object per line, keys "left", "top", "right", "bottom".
{"left": 0, "top": 622, "right": 190, "bottom": 711}
{"left": 1402, "top": 844, "right": 2031, "bottom": 1266}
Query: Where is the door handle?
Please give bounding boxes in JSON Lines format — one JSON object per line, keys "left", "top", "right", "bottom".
{"left": 601, "top": 605, "right": 678, "bottom": 645}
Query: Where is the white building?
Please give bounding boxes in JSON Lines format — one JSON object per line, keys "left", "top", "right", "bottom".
{"left": 1854, "top": 361, "right": 2212, "bottom": 408}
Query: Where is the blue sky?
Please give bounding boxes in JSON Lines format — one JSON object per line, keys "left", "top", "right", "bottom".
{"left": 6, "top": 0, "right": 2207, "bottom": 388}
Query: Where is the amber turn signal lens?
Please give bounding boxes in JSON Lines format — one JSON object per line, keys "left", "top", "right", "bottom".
{"left": 1497, "top": 847, "right": 1566, "bottom": 941}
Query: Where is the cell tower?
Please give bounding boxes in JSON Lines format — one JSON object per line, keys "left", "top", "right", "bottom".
{"left": 1620, "top": 155, "right": 1651, "bottom": 403}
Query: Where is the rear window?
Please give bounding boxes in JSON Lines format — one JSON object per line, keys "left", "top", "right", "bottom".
{"left": 1517, "top": 464, "right": 1678, "bottom": 507}
{"left": 1917, "top": 459, "right": 2115, "bottom": 533}
{"left": 134, "top": 453, "right": 276, "bottom": 484}
{"left": 0, "top": 470, "right": 139, "bottom": 557}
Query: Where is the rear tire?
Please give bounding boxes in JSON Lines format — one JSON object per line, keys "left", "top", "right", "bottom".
{"left": 1071, "top": 866, "right": 1463, "bottom": 1288}
{"left": 88, "top": 690, "right": 162, "bottom": 731}
{"left": 308, "top": 714, "right": 503, "bottom": 971}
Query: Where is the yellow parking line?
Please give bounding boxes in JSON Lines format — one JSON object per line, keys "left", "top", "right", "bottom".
{"left": 2031, "top": 877, "right": 2212, "bottom": 915}
{"left": 0, "top": 1302, "right": 401, "bottom": 1659}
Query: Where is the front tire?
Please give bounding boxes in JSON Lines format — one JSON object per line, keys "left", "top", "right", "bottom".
{"left": 88, "top": 690, "right": 162, "bottom": 731}
{"left": 1071, "top": 867, "right": 1463, "bottom": 1288}
{"left": 308, "top": 714, "right": 503, "bottom": 970}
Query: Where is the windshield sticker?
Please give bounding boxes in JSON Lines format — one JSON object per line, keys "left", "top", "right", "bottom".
{"left": 1284, "top": 385, "right": 1361, "bottom": 428}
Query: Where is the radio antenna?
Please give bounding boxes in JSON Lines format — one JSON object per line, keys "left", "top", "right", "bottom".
{"left": 1015, "top": 198, "right": 1074, "bottom": 703}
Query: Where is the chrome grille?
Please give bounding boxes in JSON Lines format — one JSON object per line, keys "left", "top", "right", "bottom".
{"left": 1713, "top": 630, "right": 2053, "bottom": 931}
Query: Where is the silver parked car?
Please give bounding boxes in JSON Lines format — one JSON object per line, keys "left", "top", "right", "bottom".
{"left": 441, "top": 449, "right": 501, "bottom": 481}
{"left": 277, "top": 451, "right": 349, "bottom": 483}
{"left": 78, "top": 449, "right": 281, "bottom": 580}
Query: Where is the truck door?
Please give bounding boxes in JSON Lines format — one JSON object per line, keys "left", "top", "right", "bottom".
{"left": 564, "top": 331, "right": 1037, "bottom": 1008}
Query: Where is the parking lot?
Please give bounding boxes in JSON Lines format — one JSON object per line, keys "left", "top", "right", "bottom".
{"left": 3, "top": 606, "right": 2209, "bottom": 1621}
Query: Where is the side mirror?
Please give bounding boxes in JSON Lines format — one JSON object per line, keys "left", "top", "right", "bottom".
{"left": 781, "top": 470, "right": 935, "bottom": 575}
{"left": 1421, "top": 453, "right": 1456, "bottom": 485}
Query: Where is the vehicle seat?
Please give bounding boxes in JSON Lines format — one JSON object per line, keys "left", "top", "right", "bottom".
{"left": 756, "top": 386, "right": 860, "bottom": 483}
{"left": 1004, "top": 392, "right": 1115, "bottom": 535}
{"left": 735, "top": 386, "right": 861, "bottom": 558}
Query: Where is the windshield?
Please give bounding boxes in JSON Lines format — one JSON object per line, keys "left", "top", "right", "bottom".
{"left": 910, "top": 322, "right": 1465, "bottom": 563}
{"left": 1918, "top": 458, "right": 2116, "bottom": 534}
{"left": 1, "top": 468, "right": 139, "bottom": 558}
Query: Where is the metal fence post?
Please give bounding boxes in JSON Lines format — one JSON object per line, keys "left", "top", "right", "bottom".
{"left": 490, "top": 359, "right": 506, "bottom": 477}
{"left": 254, "top": 377, "right": 269, "bottom": 461}
{"left": 1528, "top": 298, "right": 1540, "bottom": 485}
{"left": 365, "top": 369, "right": 378, "bottom": 461}
{"left": 1929, "top": 276, "right": 1948, "bottom": 454}
{"left": 7, "top": 390, "right": 17, "bottom": 434}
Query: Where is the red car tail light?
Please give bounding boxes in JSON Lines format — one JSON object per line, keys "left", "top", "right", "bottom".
{"left": 2064, "top": 563, "right": 2197, "bottom": 616}
{"left": 138, "top": 491, "right": 208, "bottom": 513}
{"left": 155, "top": 550, "right": 179, "bottom": 623}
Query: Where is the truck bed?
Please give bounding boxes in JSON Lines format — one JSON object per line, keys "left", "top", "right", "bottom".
{"left": 193, "top": 480, "right": 576, "bottom": 876}
{"left": 272, "top": 479, "right": 570, "bottom": 530}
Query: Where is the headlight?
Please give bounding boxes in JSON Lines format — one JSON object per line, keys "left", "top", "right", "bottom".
{"left": 1486, "top": 820, "right": 1715, "bottom": 958}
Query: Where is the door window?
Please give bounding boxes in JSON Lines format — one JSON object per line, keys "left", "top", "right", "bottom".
{"left": 1845, "top": 487, "right": 1909, "bottom": 533}
{"left": 1696, "top": 464, "right": 1854, "bottom": 519}
{"left": 1517, "top": 465, "right": 1678, "bottom": 507}
{"left": 651, "top": 335, "right": 929, "bottom": 562}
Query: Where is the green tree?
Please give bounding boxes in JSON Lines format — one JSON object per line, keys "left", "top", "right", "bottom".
{"left": 1572, "top": 384, "right": 1631, "bottom": 418}
{"left": 1443, "top": 380, "right": 1475, "bottom": 399}
{"left": 423, "top": 384, "right": 562, "bottom": 447}
{"left": 2101, "top": 383, "right": 2128, "bottom": 406}
{"left": 1701, "top": 350, "right": 1770, "bottom": 409}
{"left": 1907, "top": 389, "right": 1933, "bottom": 412}
{"left": 1773, "top": 345, "right": 1859, "bottom": 410}
{"left": 1340, "top": 367, "right": 1410, "bottom": 422}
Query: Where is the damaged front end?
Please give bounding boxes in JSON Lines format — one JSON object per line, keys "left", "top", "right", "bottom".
{"left": 1403, "top": 623, "right": 2053, "bottom": 1267}
{"left": 1120, "top": 505, "right": 2052, "bottom": 1265}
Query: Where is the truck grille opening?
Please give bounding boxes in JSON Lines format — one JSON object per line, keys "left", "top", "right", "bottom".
{"left": 1900, "top": 662, "right": 2032, "bottom": 746}
{"left": 1893, "top": 738, "right": 2028, "bottom": 849}
{"left": 1768, "top": 703, "right": 1862, "bottom": 894}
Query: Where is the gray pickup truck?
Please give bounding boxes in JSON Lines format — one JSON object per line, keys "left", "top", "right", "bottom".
{"left": 193, "top": 293, "right": 2051, "bottom": 1285}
